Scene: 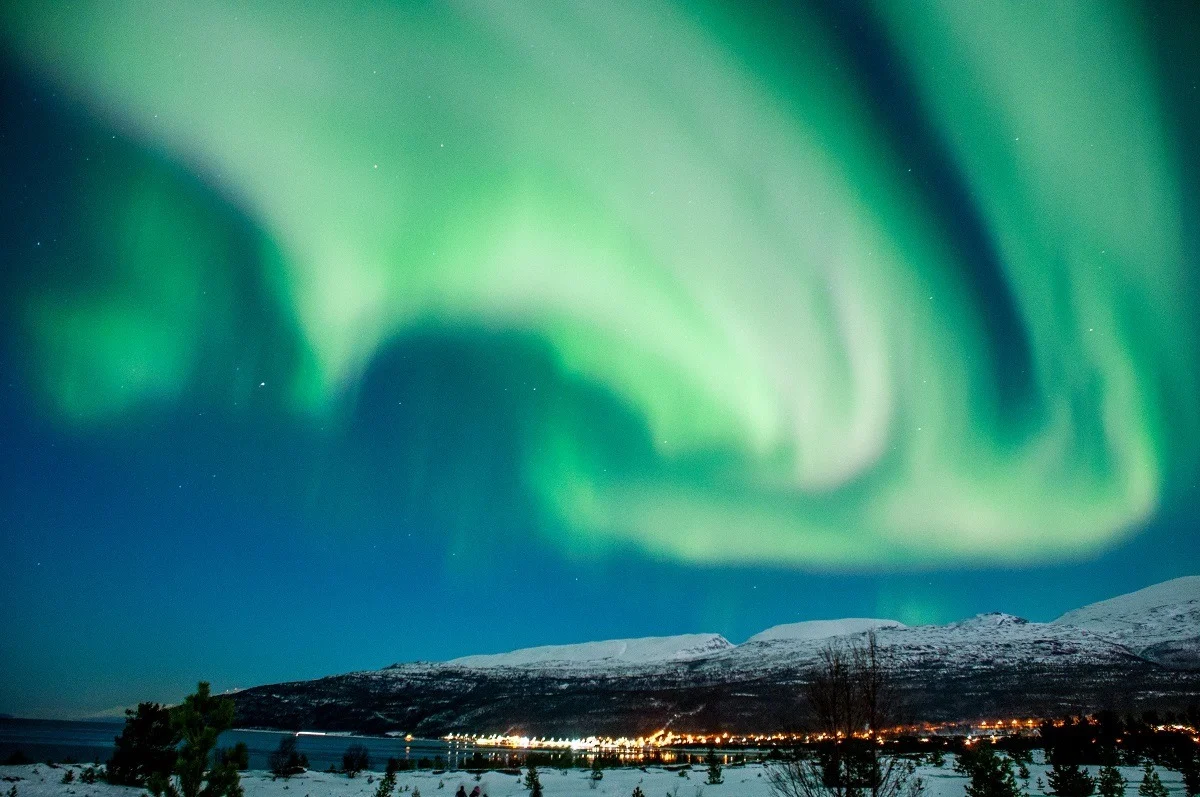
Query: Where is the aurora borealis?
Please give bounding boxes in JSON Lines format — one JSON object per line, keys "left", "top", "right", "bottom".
{"left": 1, "top": 1, "right": 1198, "bottom": 718}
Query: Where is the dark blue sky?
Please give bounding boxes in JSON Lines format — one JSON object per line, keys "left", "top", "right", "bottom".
{"left": 2, "top": 0, "right": 1199, "bottom": 719}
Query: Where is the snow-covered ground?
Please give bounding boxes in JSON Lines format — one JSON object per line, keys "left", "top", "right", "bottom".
{"left": 2, "top": 760, "right": 1188, "bottom": 797}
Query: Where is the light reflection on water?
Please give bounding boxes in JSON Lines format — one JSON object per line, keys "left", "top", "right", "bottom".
{"left": 0, "top": 719, "right": 467, "bottom": 771}
{"left": 0, "top": 720, "right": 729, "bottom": 772}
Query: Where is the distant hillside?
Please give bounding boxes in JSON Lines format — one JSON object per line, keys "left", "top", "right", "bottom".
{"left": 233, "top": 577, "right": 1200, "bottom": 736}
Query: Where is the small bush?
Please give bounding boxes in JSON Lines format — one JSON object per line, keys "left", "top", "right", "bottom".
{"left": 269, "top": 737, "right": 308, "bottom": 778}
{"left": 61, "top": 771, "right": 75, "bottom": 785}
{"left": 343, "top": 744, "right": 370, "bottom": 777}
{"left": 220, "top": 743, "right": 249, "bottom": 771}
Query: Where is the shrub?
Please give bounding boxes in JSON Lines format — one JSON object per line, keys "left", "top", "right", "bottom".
{"left": 61, "top": 770, "right": 75, "bottom": 784}
{"left": 107, "top": 703, "right": 181, "bottom": 787}
{"left": 269, "top": 737, "right": 308, "bottom": 778}
{"left": 220, "top": 743, "right": 249, "bottom": 771}
{"left": 343, "top": 744, "right": 370, "bottom": 777}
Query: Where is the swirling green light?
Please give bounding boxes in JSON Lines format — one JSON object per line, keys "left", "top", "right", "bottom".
{"left": 2, "top": 0, "right": 1194, "bottom": 567}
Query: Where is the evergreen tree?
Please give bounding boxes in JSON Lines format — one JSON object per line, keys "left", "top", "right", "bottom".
{"left": 706, "top": 750, "right": 724, "bottom": 785}
{"left": 524, "top": 764, "right": 542, "bottom": 797}
{"left": 590, "top": 758, "right": 604, "bottom": 782}
{"left": 148, "top": 683, "right": 242, "bottom": 797}
{"left": 374, "top": 758, "right": 400, "bottom": 797}
{"left": 956, "top": 745, "right": 1021, "bottom": 797}
{"left": 1182, "top": 755, "right": 1200, "bottom": 797}
{"left": 1047, "top": 762, "right": 1095, "bottom": 797}
{"left": 632, "top": 788, "right": 646, "bottom": 797}
{"left": 929, "top": 750, "right": 945, "bottom": 768}
{"left": 1097, "top": 765, "right": 1125, "bottom": 797}
{"left": 1137, "top": 763, "right": 1167, "bottom": 797}
{"left": 108, "top": 702, "right": 181, "bottom": 786}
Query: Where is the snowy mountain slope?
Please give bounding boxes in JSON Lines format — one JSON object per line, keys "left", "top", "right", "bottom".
{"left": 233, "top": 576, "right": 1200, "bottom": 736}
{"left": 1051, "top": 576, "right": 1200, "bottom": 667}
{"left": 747, "top": 618, "right": 906, "bottom": 643}
{"left": 447, "top": 634, "right": 733, "bottom": 669}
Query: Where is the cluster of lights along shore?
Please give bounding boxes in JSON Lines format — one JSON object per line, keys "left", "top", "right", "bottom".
{"left": 444, "top": 721, "right": 1200, "bottom": 751}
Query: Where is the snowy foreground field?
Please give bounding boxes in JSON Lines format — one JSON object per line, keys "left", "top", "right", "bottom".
{"left": 1, "top": 761, "right": 1187, "bottom": 797}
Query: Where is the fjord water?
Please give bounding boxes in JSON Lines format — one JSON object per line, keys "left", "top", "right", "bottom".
{"left": 0, "top": 718, "right": 470, "bottom": 771}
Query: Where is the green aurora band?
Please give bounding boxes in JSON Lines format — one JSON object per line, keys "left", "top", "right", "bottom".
{"left": 2, "top": 0, "right": 1196, "bottom": 567}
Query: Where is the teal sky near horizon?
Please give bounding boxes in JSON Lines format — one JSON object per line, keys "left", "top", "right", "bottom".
{"left": 1, "top": 0, "right": 1198, "bottom": 719}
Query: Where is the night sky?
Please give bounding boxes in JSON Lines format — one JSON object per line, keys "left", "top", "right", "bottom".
{"left": 1, "top": 1, "right": 1199, "bottom": 720}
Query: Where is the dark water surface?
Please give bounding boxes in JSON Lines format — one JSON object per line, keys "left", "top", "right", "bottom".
{"left": 0, "top": 718, "right": 479, "bottom": 772}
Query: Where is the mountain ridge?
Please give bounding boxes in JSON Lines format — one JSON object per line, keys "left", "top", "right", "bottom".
{"left": 235, "top": 576, "right": 1200, "bottom": 736}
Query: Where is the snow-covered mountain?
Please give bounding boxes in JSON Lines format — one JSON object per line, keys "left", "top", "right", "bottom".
{"left": 746, "top": 618, "right": 906, "bottom": 643}
{"left": 447, "top": 634, "right": 733, "bottom": 669}
{"left": 233, "top": 576, "right": 1200, "bottom": 737}
{"left": 1052, "top": 576, "right": 1200, "bottom": 667}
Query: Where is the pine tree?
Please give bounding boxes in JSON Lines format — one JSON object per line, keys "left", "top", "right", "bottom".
{"left": 705, "top": 750, "right": 724, "bottom": 785}
{"left": 524, "top": 765, "right": 542, "bottom": 797}
{"left": 1097, "top": 765, "right": 1125, "bottom": 797}
{"left": 1138, "top": 763, "right": 1167, "bottom": 797}
{"left": 1182, "top": 755, "right": 1200, "bottom": 797}
{"left": 1047, "top": 762, "right": 1095, "bottom": 797}
{"left": 147, "top": 682, "right": 243, "bottom": 797}
{"left": 374, "top": 758, "right": 399, "bottom": 797}
{"left": 956, "top": 745, "right": 1021, "bottom": 797}
{"left": 108, "top": 702, "right": 181, "bottom": 786}
{"left": 632, "top": 788, "right": 646, "bottom": 797}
